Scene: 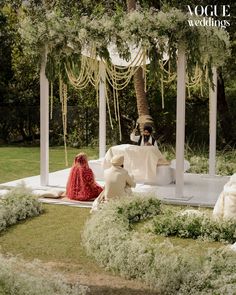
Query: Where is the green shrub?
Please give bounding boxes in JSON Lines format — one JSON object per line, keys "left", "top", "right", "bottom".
{"left": 116, "top": 196, "right": 162, "bottom": 225}
{"left": 160, "top": 143, "right": 236, "bottom": 176}
{"left": 152, "top": 209, "right": 236, "bottom": 243}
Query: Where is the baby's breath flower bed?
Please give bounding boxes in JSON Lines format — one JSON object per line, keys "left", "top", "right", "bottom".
{"left": 0, "top": 187, "right": 87, "bottom": 295}
{"left": 83, "top": 197, "right": 236, "bottom": 295}
{"left": 151, "top": 208, "right": 236, "bottom": 243}
{"left": 0, "top": 186, "right": 43, "bottom": 232}
{"left": 0, "top": 254, "right": 87, "bottom": 295}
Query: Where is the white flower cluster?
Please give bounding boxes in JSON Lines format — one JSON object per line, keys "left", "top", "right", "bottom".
{"left": 0, "top": 185, "right": 43, "bottom": 232}
{"left": 0, "top": 254, "right": 87, "bottom": 295}
{"left": 82, "top": 196, "right": 236, "bottom": 294}
{"left": 18, "top": 5, "right": 230, "bottom": 77}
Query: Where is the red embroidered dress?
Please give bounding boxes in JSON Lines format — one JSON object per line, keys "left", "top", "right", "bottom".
{"left": 66, "top": 153, "right": 103, "bottom": 201}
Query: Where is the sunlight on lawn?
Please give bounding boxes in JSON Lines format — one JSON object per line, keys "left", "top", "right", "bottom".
{"left": 0, "top": 146, "right": 98, "bottom": 183}
{"left": 0, "top": 205, "right": 104, "bottom": 274}
{"left": 0, "top": 203, "right": 225, "bottom": 276}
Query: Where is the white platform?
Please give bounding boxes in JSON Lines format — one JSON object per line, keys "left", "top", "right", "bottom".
{"left": 0, "top": 159, "right": 230, "bottom": 208}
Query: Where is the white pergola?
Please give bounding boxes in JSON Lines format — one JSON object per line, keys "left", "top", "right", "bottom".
{"left": 40, "top": 46, "right": 218, "bottom": 198}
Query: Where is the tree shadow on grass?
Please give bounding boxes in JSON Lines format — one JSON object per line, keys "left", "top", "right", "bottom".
{"left": 88, "top": 285, "right": 159, "bottom": 295}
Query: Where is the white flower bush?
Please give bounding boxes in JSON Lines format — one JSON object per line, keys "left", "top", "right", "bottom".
{"left": 19, "top": 5, "right": 230, "bottom": 80}
{"left": 82, "top": 197, "right": 236, "bottom": 294}
{"left": 152, "top": 208, "right": 236, "bottom": 243}
{"left": 0, "top": 186, "right": 43, "bottom": 232}
{"left": 0, "top": 254, "right": 87, "bottom": 295}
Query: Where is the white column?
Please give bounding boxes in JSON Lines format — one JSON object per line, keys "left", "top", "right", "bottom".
{"left": 175, "top": 45, "right": 186, "bottom": 198}
{"left": 99, "top": 61, "right": 106, "bottom": 158}
{"left": 40, "top": 49, "right": 49, "bottom": 186}
{"left": 209, "top": 67, "right": 217, "bottom": 176}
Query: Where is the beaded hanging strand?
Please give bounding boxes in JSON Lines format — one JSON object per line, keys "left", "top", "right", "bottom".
{"left": 59, "top": 75, "right": 68, "bottom": 166}
{"left": 50, "top": 82, "right": 53, "bottom": 119}
{"left": 64, "top": 45, "right": 149, "bottom": 142}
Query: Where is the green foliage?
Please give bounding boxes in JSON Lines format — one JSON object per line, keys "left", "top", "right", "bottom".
{"left": 0, "top": 1, "right": 235, "bottom": 146}
{"left": 152, "top": 208, "right": 236, "bottom": 243}
{"left": 159, "top": 143, "right": 236, "bottom": 176}
{"left": 83, "top": 197, "right": 236, "bottom": 294}
{"left": 0, "top": 254, "right": 87, "bottom": 295}
{"left": 116, "top": 196, "right": 162, "bottom": 224}
{"left": 0, "top": 185, "right": 43, "bottom": 232}
{"left": 1, "top": 2, "right": 235, "bottom": 147}
{"left": 0, "top": 4, "right": 39, "bottom": 105}
{"left": 18, "top": 3, "right": 230, "bottom": 82}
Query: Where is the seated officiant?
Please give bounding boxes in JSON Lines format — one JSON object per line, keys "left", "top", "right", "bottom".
{"left": 130, "top": 123, "right": 158, "bottom": 147}
{"left": 103, "top": 116, "right": 170, "bottom": 183}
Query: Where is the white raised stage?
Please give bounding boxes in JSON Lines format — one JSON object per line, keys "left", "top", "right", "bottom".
{"left": 0, "top": 158, "right": 229, "bottom": 208}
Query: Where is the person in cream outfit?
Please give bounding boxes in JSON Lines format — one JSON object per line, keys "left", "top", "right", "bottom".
{"left": 213, "top": 173, "right": 236, "bottom": 219}
{"left": 91, "top": 155, "right": 136, "bottom": 211}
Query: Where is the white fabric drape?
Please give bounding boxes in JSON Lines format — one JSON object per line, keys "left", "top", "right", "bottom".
{"left": 213, "top": 173, "right": 236, "bottom": 219}
{"left": 103, "top": 144, "right": 165, "bottom": 182}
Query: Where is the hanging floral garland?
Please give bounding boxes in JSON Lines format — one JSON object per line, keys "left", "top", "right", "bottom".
{"left": 17, "top": 4, "right": 230, "bottom": 163}
{"left": 64, "top": 45, "right": 149, "bottom": 141}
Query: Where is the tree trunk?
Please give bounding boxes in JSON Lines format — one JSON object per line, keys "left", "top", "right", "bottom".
{"left": 217, "top": 70, "right": 235, "bottom": 144}
{"left": 134, "top": 67, "right": 149, "bottom": 115}
{"left": 126, "top": 0, "right": 153, "bottom": 131}
{"left": 127, "top": 0, "right": 136, "bottom": 11}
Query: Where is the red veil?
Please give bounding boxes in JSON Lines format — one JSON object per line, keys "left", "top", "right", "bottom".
{"left": 66, "top": 153, "right": 103, "bottom": 201}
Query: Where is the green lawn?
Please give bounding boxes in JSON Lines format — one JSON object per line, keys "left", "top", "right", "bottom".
{"left": 0, "top": 145, "right": 235, "bottom": 293}
{"left": 0, "top": 146, "right": 98, "bottom": 183}
{"left": 0, "top": 203, "right": 159, "bottom": 295}
{"left": 0, "top": 203, "right": 221, "bottom": 277}
{"left": 0, "top": 145, "right": 235, "bottom": 184}
{"left": 0, "top": 204, "right": 103, "bottom": 274}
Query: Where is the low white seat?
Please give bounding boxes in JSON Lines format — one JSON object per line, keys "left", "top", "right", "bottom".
{"left": 156, "top": 165, "right": 174, "bottom": 186}
{"left": 89, "top": 158, "right": 104, "bottom": 180}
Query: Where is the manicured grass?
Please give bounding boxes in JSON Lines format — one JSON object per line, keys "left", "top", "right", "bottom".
{"left": 0, "top": 146, "right": 40, "bottom": 183}
{"left": 0, "top": 201, "right": 229, "bottom": 295}
{"left": 133, "top": 204, "right": 223, "bottom": 256}
{"left": 135, "top": 218, "right": 223, "bottom": 256}
{"left": 0, "top": 203, "right": 221, "bottom": 274}
{"left": 0, "top": 204, "right": 103, "bottom": 274}
{"left": 0, "top": 146, "right": 98, "bottom": 183}
{"left": 0, "top": 145, "right": 235, "bottom": 184}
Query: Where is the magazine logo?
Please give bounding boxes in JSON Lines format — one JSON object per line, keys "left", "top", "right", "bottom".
{"left": 187, "top": 5, "right": 230, "bottom": 28}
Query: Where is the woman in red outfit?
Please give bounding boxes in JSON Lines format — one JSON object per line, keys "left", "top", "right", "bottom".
{"left": 66, "top": 153, "right": 103, "bottom": 201}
